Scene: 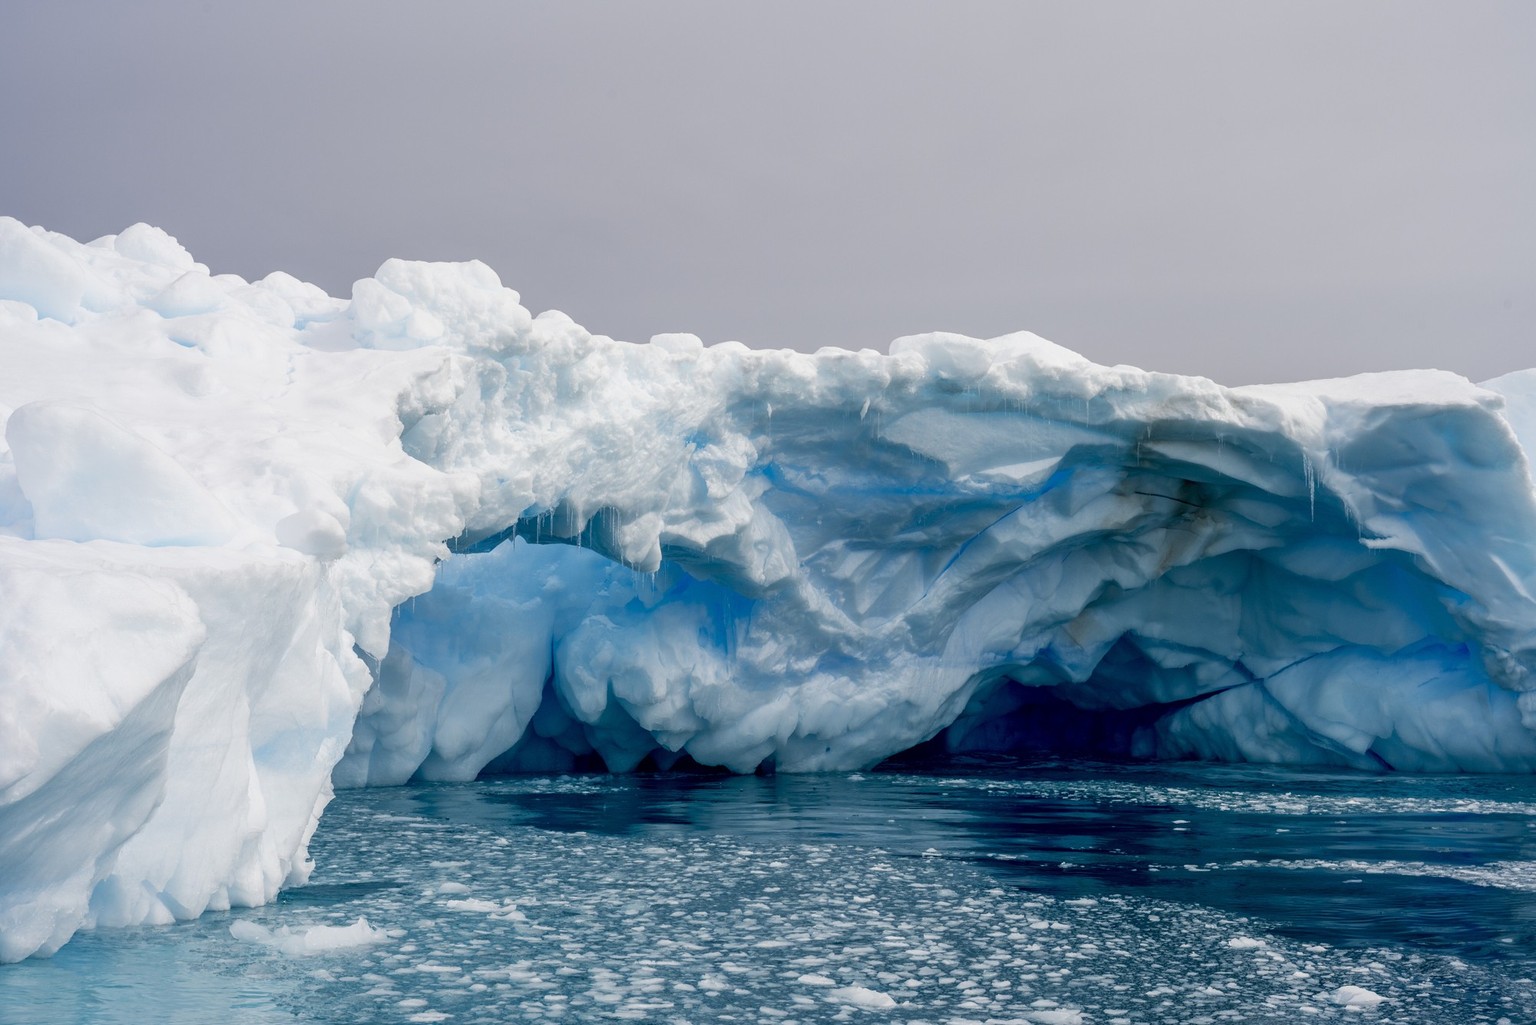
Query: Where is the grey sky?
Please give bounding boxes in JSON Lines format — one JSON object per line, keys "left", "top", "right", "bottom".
{"left": 3, "top": 1, "right": 1532, "bottom": 384}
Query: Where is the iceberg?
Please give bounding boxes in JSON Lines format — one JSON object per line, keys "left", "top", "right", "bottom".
{"left": 3, "top": 215, "right": 1536, "bottom": 959}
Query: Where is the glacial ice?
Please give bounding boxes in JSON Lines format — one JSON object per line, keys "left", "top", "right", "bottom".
{"left": 4, "top": 215, "right": 1536, "bottom": 959}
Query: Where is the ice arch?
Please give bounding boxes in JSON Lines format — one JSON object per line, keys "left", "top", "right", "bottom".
{"left": 6, "top": 220, "right": 1536, "bottom": 960}
{"left": 339, "top": 354, "right": 1536, "bottom": 782}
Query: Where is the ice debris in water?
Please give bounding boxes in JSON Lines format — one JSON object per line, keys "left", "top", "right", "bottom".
{"left": 229, "top": 916, "right": 390, "bottom": 956}
{"left": 1331, "top": 984, "right": 1386, "bottom": 1008}
{"left": 8, "top": 216, "right": 1536, "bottom": 958}
{"left": 826, "top": 984, "right": 898, "bottom": 1009}
{"left": 194, "top": 776, "right": 1528, "bottom": 1025}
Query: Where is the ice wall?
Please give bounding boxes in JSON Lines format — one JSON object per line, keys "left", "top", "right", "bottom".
{"left": 341, "top": 359, "right": 1536, "bottom": 781}
{"left": 4, "top": 216, "right": 1536, "bottom": 958}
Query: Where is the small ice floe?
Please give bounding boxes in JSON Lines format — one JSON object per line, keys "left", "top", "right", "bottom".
{"left": 826, "top": 985, "right": 897, "bottom": 1009}
{"left": 441, "top": 897, "right": 502, "bottom": 912}
{"left": 1024, "top": 1010, "right": 1085, "bottom": 1025}
{"left": 229, "top": 916, "right": 390, "bottom": 956}
{"left": 1227, "top": 936, "right": 1267, "bottom": 950}
{"left": 1331, "top": 985, "right": 1386, "bottom": 1008}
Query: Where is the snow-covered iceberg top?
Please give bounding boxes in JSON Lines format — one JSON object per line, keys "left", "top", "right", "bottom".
{"left": 3, "top": 215, "right": 1536, "bottom": 961}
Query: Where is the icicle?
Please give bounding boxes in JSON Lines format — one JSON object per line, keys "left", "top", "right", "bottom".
{"left": 1302, "top": 452, "right": 1316, "bottom": 522}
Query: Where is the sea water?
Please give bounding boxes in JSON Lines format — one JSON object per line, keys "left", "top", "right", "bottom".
{"left": 3, "top": 758, "right": 1535, "bottom": 1024}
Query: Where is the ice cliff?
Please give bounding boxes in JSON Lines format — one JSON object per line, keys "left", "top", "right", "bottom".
{"left": 4, "top": 216, "right": 1536, "bottom": 960}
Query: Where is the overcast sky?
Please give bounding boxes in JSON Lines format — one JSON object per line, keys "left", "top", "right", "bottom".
{"left": 3, "top": 1, "right": 1532, "bottom": 384}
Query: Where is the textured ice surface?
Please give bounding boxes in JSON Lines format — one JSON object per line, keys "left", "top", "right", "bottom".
{"left": 7, "top": 217, "right": 1536, "bottom": 958}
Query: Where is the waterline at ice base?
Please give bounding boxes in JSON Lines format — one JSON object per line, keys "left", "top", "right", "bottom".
{"left": 4, "top": 216, "right": 1536, "bottom": 962}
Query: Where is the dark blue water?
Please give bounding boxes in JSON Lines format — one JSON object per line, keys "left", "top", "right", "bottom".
{"left": 3, "top": 758, "right": 1534, "bottom": 1024}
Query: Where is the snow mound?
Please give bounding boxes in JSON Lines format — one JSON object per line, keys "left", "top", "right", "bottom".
{"left": 6, "top": 217, "right": 1536, "bottom": 959}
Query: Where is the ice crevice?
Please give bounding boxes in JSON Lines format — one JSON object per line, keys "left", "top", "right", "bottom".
{"left": 6, "top": 217, "right": 1536, "bottom": 958}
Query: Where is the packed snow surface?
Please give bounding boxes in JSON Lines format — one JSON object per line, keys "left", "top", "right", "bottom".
{"left": 4, "top": 217, "right": 1536, "bottom": 959}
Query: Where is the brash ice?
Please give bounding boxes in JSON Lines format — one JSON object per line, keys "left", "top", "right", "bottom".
{"left": 4, "top": 217, "right": 1536, "bottom": 960}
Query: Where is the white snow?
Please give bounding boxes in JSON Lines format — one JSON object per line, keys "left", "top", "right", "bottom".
{"left": 6, "top": 216, "right": 1536, "bottom": 959}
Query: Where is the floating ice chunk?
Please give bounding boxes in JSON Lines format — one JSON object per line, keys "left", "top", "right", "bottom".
{"left": 1025, "top": 1010, "right": 1085, "bottom": 1025}
{"left": 1331, "top": 985, "right": 1386, "bottom": 1007}
{"left": 827, "top": 985, "right": 897, "bottom": 1009}
{"left": 442, "top": 898, "right": 502, "bottom": 913}
{"left": 229, "top": 916, "right": 389, "bottom": 956}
